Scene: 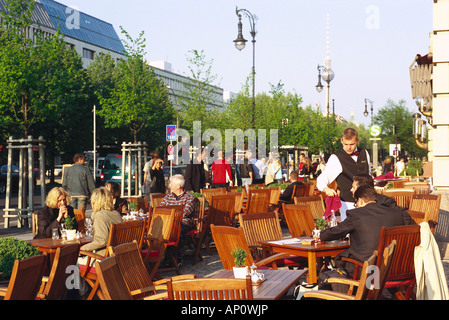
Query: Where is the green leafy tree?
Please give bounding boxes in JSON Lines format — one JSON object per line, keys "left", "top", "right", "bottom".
{"left": 0, "top": 0, "right": 94, "bottom": 175}
{"left": 179, "top": 49, "right": 222, "bottom": 133}
{"left": 373, "top": 99, "right": 426, "bottom": 159}
{"left": 96, "top": 27, "right": 174, "bottom": 145}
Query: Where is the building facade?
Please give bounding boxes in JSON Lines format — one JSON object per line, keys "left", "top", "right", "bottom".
{"left": 0, "top": 0, "right": 126, "bottom": 66}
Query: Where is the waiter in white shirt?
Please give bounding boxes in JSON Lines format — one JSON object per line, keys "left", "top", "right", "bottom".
{"left": 317, "top": 128, "right": 371, "bottom": 221}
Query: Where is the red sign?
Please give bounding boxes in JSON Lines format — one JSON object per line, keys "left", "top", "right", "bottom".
{"left": 167, "top": 144, "right": 174, "bottom": 155}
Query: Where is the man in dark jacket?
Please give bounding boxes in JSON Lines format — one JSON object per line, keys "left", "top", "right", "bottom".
{"left": 320, "top": 185, "right": 407, "bottom": 277}
{"left": 279, "top": 171, "right": 304, "bottom": 202}
{"left": 185, "top": 149, "right": 207, "bottom": 193}
{"left": 351, "top": 174, "right": 412, "bottom": 225}
{"left": 62, "top": 153, "right": 95, "bottom": 210}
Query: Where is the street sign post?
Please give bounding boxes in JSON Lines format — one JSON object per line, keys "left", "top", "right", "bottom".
{"left": 166, "top": 125, "right": 177, "bottom": 141}
{"left": 369, "top": 125, "right": 381, "bottom": 172}
{"left": 166, "top": 125, "right": 177, "bottom": 178}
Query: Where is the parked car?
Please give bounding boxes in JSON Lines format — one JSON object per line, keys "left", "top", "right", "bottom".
{"left": 46, "top": 165, "right": 63, "bottom": 177}
{"left": 0, "top": 165, "right": 37, "bottom": 194}
{"left": 100, "top": 154, "right": 136, "bottom": 190}
{"left": 87, "top": 156, "right": 105, "bottom": 185}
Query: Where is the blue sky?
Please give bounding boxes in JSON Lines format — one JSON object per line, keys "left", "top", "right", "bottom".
{"left": 56, "top": 0, "right": 433, "bottom": 127}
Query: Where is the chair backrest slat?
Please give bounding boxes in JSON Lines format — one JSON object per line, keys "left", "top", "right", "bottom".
{"left": 377, "top": 225, "right": 420, "bottom": 281}
{"left": 210, "top": 225, "right": 254, "bottom": 270}
{"left": 282, "top": 204, "right": 315, "bottom": 237}
{"left": 41, "top": 243, "right": 80, "bottom": 300}
{"left": 294, "top": 195, "right": 325, "bottom": 220}
{"left": 208, "top": 194, "right": 236, "bottom": 226}
{"left": 167, "top": 276, "right": 253, "bottom": 300}
{"left": 106, "top": 220, "right": 146, "bottom": 257}
{"left": 4, "top": 254, "right": 47, "bottom": 300}
{"left": 246, "top": 189, "right": 271, "bottom": 214}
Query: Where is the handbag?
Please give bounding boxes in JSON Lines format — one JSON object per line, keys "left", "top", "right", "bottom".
{"left": 293, "top": 282, "right": 318, "bottom": 300}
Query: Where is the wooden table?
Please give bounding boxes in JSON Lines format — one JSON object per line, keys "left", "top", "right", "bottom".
{"left": 29, "top": 238, "right": 91, "bottom": 268}
{"left": 259, "top": 238, "right": 350, "bottom": 284}
{"left": 211, "top": 269, "right": 306, "bottom": 300}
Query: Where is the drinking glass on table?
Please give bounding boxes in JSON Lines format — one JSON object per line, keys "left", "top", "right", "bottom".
{"left": 60, "top": 223, "right": 67, "bottom": 243}
{"left": 52, "top": 228, "right": 59, "bottom": 240}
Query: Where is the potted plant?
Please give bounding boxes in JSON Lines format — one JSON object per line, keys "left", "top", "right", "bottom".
{"left": 315, "top": 218, "right": 327, "bottom": 231}
{"left": 0, "top": 237, "right": 40, "bottom": 281}
{"left": 63, "top": 216, "right": 77, "bottom": 240}
{"left": 231, "top": 247, "right": 249, "bottom": 279}
{"left": 128, "top": 200, "right": 138, "bottom": 215}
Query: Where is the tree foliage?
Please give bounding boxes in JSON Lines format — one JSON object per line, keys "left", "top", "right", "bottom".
{"left": 95, "top": 27, "right": 174, "bottom": 146}
{"left": 373, "top": 99, "right": 426, "bottom": 159}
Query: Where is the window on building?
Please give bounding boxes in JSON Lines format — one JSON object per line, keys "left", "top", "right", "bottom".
{"left": 82, "top": 48, "right": 95, "bottom": 60}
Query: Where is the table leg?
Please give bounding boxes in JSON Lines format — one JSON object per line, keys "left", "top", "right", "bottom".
{"left": 307, "top": 252, "right": 317, "bottom": 284}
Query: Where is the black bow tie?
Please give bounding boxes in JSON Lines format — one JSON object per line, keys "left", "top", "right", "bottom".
{"left": 350, "top": 151, "right": 360, "bottom": 156}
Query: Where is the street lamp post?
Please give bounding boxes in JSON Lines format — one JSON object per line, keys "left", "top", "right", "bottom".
{"left": 364, "top": 98, "right": 377, "bottom": 173}
{"left": 315, "top": 64, "right": 335, "bottom": 155}
{"left": 234, "top": 6, "right": 257, "bottom": 127}
{"left": 167, "top": 86, "right": 179, "bottom": 164}
{"left": 364, "top": 98, "right": 374, "bottom": 125}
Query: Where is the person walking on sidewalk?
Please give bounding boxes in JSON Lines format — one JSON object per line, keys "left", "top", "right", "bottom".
{"left": 62, "top": 153, "right": 95, "bottom": 210}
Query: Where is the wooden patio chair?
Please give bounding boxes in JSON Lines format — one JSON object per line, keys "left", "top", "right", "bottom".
{"left": 282, "top": 204, "right": 315, "bottom": 238}
{"left": 136, "top": 197, "right": 150, "bottom": 213}
{"left": 79, "top": 219, "right": 146, "bottom": 300}
{"left": 201, "top": 187, "right": 226, "bottom": 203}
{"left": 110, "top": 241, "right": 195, "bottom": 299}
{"left": 184, "top": 197, "right": 207, "bottom": 264}
{"left": 292, "top": 184, "right": 307, "bottom": 201}
{"left": 150, "top": 193, "right": 166, "bottom": 208}
{"left": 37, "top": 243, "right": 80, "bottom": 300}
{"left": 413, "top": 185, "right": 431, "bottom": 194}
{"left": 157, "top": 205, "right": 184, "bottom": 275}
{"left": 304, "top": 241, "right": 396, "bottom": 300}
{"left": 227, "top": 191, "right": 244, "bottom": 216}
{"left": 166, "top": 276, "right": 253, "bottom": 300}
{"left": 210, "top": 224, "right": 291, "bottom": 270}
{"left": 239, "top": 212, "right": 283, "bottom": 260}
{"left": 376, "top": 225, "right": 421, "bottom": 300}
{"left": 239, "top": 211, "right": 307, "bottom": 268}
{"left": 294, "top": 195, "right": 325, "bottom": 220}
{"left": 408, "top": 210, "right": 426, "bottom": 225}
{"left": 248, "top": 183, "right": 266, "bottom": 190}
{"left": 229, "top": 186, "right": 247, "bottom": 197}
{"left": 194, "top": 194, "right": 237, "bottom": 258}
{"left": 73, "top": 208, "right": 86, "bottom": 233}
{"left": 243, "top": 189, "right": 271, "bottom": 214}
{"left": 409, "top": 194, "right": 441, "bottom": 232}
{"left": 303, "top": 182, "right": 316, "bottom": 196}
{"left": 141, "top": 207, "right": 175, "bottom": 280}
{"left": 268, "top": 186, "right": 281, "bottom": 211}
{"left": 95, "top": 256, "right": 165, "bottom": 300}
{"left": 382, "top": 188, "right": 415, "bottom": 209}
{"left": 0, "top": 254, "right": 47, "bottom": 300}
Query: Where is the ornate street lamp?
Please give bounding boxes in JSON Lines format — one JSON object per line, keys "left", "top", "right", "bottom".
{"left": 234, "top": 7, "right": 257, "bottom": 127}
{"left": 364, "top": 98, "right": 374, "bottom": 124}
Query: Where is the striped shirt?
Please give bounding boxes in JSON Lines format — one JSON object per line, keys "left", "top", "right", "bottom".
{"left": 160, "top": 192, "right": 196, "bottom": 227}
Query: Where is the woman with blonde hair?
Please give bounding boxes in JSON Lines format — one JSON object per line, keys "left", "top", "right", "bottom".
{"left": 34, "top": 187, "right": 78, "bottom": 239}
{"left": 80, "top": 187, "right": 123, "bottom": 257}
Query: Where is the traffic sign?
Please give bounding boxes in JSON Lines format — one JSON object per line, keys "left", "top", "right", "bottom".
{"left": 166, "top": 125, "right": 177, "bottom": 141}
{"left": 389, "top": 144, "right": 401, "bottom": 157}
{"left": 167, "top": 144, "right": 174, "bottom": 155}
{"left": 370, "top": 125, "right": 381, "bottom": 137}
